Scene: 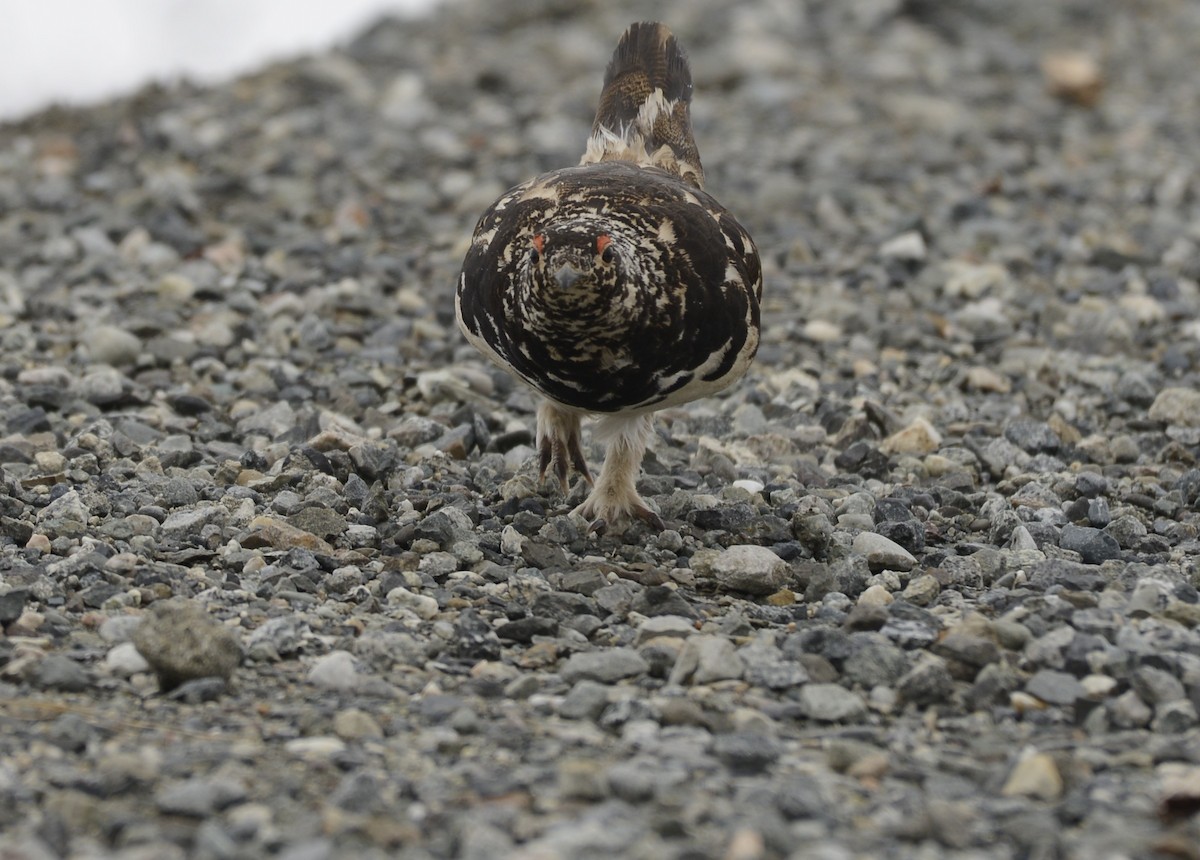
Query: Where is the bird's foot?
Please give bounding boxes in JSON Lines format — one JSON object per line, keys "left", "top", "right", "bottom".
{"left": 536, "top": 402, "right": 592, "bottom": 495}
{"left": 572, "top": 487, "right": 665, "bottom": 534}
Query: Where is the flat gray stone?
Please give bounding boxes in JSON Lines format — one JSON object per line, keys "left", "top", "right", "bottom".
{"left": 560, "top": 648, "right": 649, "bottom": 684}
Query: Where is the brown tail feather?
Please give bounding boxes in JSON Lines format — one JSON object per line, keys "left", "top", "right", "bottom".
{"left": 580, "top": 22, "right": 704, "bottom": 188}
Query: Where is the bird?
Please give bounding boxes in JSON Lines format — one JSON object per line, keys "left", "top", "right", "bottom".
{"left": 456, "top": 21, "right": 762, "bottom": 533}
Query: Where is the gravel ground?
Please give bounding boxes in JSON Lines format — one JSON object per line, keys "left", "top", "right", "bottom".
{"left": 2, "top": 0, "right": 1200, "bottom": 857}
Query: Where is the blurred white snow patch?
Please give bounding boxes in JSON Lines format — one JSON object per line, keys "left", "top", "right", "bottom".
{"left": 0, "top": 0, "right": 437, "bottom": 120}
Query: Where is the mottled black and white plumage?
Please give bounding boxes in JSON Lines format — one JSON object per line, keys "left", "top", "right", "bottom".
{"left": 456, "top": 21, "right": 762, "bottom": 530}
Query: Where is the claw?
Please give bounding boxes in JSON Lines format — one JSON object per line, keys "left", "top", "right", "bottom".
{"left": 632, "top": 505, "right": 665, "bottom": 531}
{"left": 587, "top": 517, "right": 608, "bottom": 536}
{"left": 568, "top": 437, "right": 593, "bottom": 485}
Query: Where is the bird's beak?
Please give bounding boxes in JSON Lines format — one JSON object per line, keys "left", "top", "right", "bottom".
{"left": 554, "top": 263, "right": 583, "bottom": 290}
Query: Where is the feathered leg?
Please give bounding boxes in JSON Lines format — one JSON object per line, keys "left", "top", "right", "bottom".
{"left": 536, "top": 401, "right": 591, "bottom": 494}
{"left": 573, "top": 413, "right": 664, "bottom": 531}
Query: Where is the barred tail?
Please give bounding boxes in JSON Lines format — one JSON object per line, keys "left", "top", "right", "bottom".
{"left": 581, "top": 22, "right": 704, "bottom": 188}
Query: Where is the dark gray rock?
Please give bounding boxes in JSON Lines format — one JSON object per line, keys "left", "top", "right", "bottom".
{"left": 1060, "top": 524, "right": 1121, "bottom": 564}
{"left": 34, "top": 655, "right": 93, "bottom": 692}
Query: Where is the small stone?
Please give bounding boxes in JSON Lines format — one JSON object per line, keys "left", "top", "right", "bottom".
{"left": 1131, "top": 665, "right": 1186, "bottom": 705}
{"left": 34, "top": 654, "right": 93, "bottom": 692}
{"left": 87, "top": 325, "right": 142, "bottom": 366}
{"left": 559, "top": 680, "right": 611, "bottom": 720}
{"left": 796, "top": 683, "right": 867, "bottom": 722}
{"left": 156, "top": 777, "right": 247, "bottom": 817}
{"left": 1128, "top": 578, "right": 1171, "bottom": 616}
{"left": 386, "top": 586, "right": 440, "bottom": 620}
{"left": 0, "top": 588, "right": 29, "bottom": 624}
{"left": 803, "top": 319, "right": 842, "bottom": 343}
{"left": 1160, "top": 764, "right": 1200, "bottom": 821}
{"left": 724, "top": 827, "right": 767, "bottom": 860}
{"left": 713, "top": 732, "right": 782, "bottom": 775}
{"left": 897, "top": 655, "right": 954, "bottom": 706}
{"left": 964, "top": 366, "right": 1010, "bottom": 393}
{"left": 933, "top": 633, "right": 1000, "bottom": 669}
{"left": 1148, "top": 387, "right": 1200, "bottom": 427}
{"left": 1041, "top": 51, "right": 1103, "bottom": 106}
{"left": 333, "top": 708, "right": 384, "bottom": 740}
{"left": 105, "top": 642, "right": 151, "bottom": 677}
{"left": 669, "top": 635, "right": 746, "bottom": 685}
{"left": 159, "top": 505, "right": 226, "bottom": 542}
{"left": 1059, "top": 524, "right": 1121, "bottom": 564}
{"left": 1109, "top": 689, "right": 1153, "bottom": 728}
{"left": 241, "top": 515, "right": 334, "bottom": 554}
{"left": 1003, "top": 420, "right": 1061, "bottom": 454}
{"left": 285, "top": 737, "right": 348, "bottom": 760}
{"left": 1001, "top": 751, "right": 1063, "bottom": 800}
{"left": 852, "top": 531, "right": 916, "bottom": 572}
{"left": 132, "top": 598, "right": 242, "bottom": 691}
{"left": 842, "top": 640, "right": 910, "bottom": 688}
{"left": 308, "top": 650, "right": 359, "bottom": 691}
{"left": 880, "top": 416, "right": 941, "bottom": 455}
{"left": 901, "top": 574, "right": 940, "bottom": 606}
{"left": 634, "top": 615, "right": 696, "bottom": 645}
{"left": 1080, "top": 674, "right": 1118, "bottom": 698}
{"left": 693, "top": 545, "right": 788, "bottom": 595}
{"left": 558, "top": 759, "right": 607, "bottom": 801}
{"left": 880, "top": 230, "right": 926, "bottom": 261}
{"left": 1024, "top": 669, "right": 1086, "bottom": 706}
{"left": 560, "top": 648, "right": 649, "bottom": 684}
{"left": 857, "top": 584, "right": 894, "bottom": 607}
{"left": 1153, "top": 700, "right": 1199, "bottom": 734}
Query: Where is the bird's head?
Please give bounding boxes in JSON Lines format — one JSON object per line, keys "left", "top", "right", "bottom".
{"left": 523, "top": 224, "right": 625, "bottom": 310}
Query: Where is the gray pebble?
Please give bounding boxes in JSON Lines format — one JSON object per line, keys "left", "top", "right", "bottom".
{"left": 797, "top": 683, "right": 867, "bottom": 722}
{"left": 155, "top": 777, "right": 248, "bottom": 817}
{"left": 693, "top": 544, "right": 788, "bottom": 595}
{"left": 897, "top": 656, "right": 955, "bottom": 707}
{"left": 559, "top": 680, "right": 611, "bottom": 720}
{"left": 132, "top": 598, "right": 242, "bottom": 690}
{"left": 1024, "top": 669, "right": 1086, "bottom": 707}
{"left": 561, "top": 648, "right": 649, "bottom": 684}
{"left": 34, "top": 655, "right": 93, "bottom": 692}
{"left": 1060, "top": 524, "right": 1121, "bottom": 564}
{"left": 669, "top": 635, "right": 746, "bottom": 685}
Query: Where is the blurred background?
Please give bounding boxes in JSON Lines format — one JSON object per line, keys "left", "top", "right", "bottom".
{"left": 0, "top": 0, "right": 437, "bottom": 121}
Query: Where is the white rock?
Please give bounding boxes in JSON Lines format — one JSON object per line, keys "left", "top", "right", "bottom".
{"left": 858, "top": 584, "right": 895, "bottom": 607}
{"left": 500, "top": 524, "right": 525, "bottom": 556}
{"left": 386, "top": 587, "right": 440, "bottom": 620}
{"left": 693, "top": 545, "right": 787, "bottom": 595}
{"left": 879, "top": 230, "right": 926, "bottom": 261}
{"left": 881, "top": 416, "right": 942, "bottom": 455}
{"left": 1001, "top": 750, "right": 1063, "bottom": 800}
{"left": 285, "top": 736, "right": 347, "bottom": 760}
{"left": 731, "top": 479, "right": 765, "bottom": 495}
{"left": 852, "top": 531, "right": 917, "bottom": 572}
{"left": 105, "top": 642, "right": 151, "bottom": 677}
{"left": 634, "top": 615, "right": 696, "bottom": 645}
{"left": 307, "top": 650, "right": 358, "bottom": 691}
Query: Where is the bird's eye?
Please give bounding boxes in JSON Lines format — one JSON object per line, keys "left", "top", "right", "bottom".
{"left": 530, "top": 233, "right": 545, "bottom": 264}
{"left": 530, "top": 247, "right": 540, "bottom": 264}
{"left": 597, "top": 234, "right": 614, "bottom": 263}
{"left": 601, "top": 246, "right": 614, "bottom": 264}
